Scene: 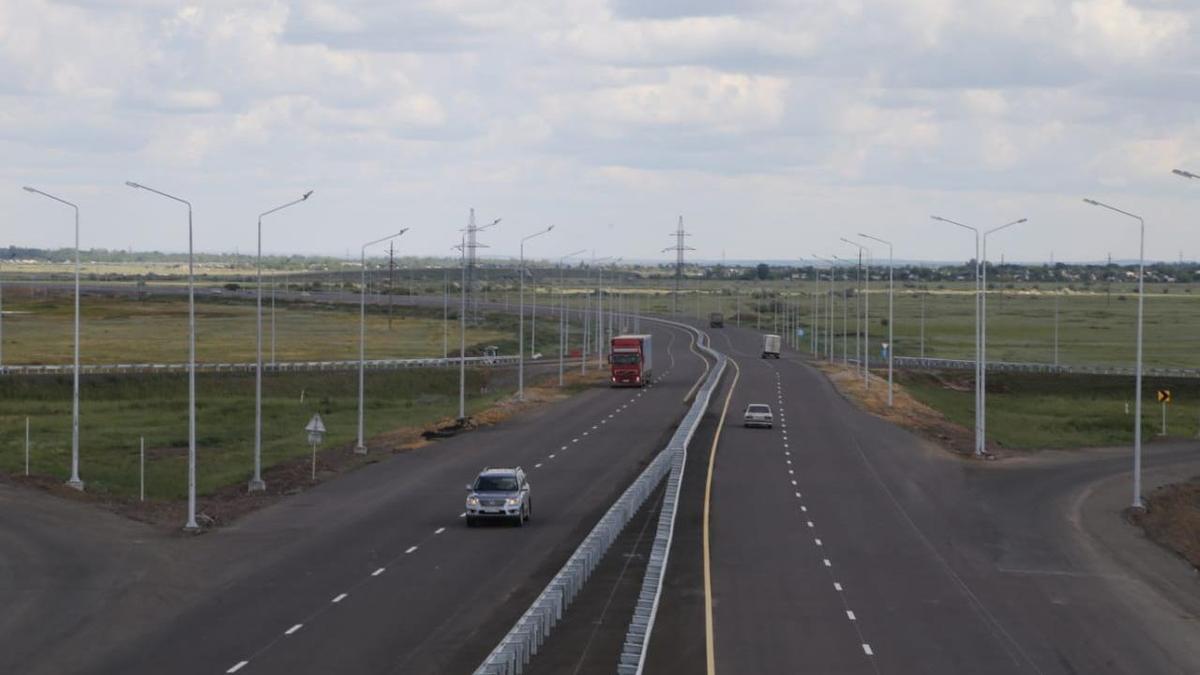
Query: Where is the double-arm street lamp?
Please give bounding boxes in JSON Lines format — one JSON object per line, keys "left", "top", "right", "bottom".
{"left": 249, "top": 191, "right": 313, "bottom": 492}
{"left": 356, "top": 229, "right": 410, "bottom": 454}
{"left": 1084, "top": 198, "right": 1145, "bottom": 509}
{"left": 23, "top": 187, "right": 84, "bottom": 491}
{"left": 126, "top": 181, "right": 199, "bottom": 530}
{"left": 519, "top": 226, "right": 555, "bottom": 400}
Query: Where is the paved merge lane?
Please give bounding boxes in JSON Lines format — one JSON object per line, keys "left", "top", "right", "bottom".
{"left": 692, "top": 324, "right": 1200, "bottom": 675}
{"left": 92, "top": 321, "right": 709, "bottom": 675}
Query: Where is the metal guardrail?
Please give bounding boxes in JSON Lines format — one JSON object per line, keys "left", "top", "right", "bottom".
{"left": 618, "top": 329, "right": 724, "bottom": 675}
{"left": 0, "top": 355, "right": 523, "bottom": 376}
{"left": 472, "top": 321, "right": 727, "bottom": 675}
{"left": 892, "top": 356, "right": 1200, "bottom": 379}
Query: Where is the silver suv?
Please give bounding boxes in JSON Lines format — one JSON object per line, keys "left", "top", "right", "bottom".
{"left": 465, "top": 467, "right": 532, "bottom": 527}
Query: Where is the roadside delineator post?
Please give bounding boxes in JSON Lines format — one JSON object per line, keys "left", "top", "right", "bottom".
{"left": 24, "top": 416, "right": 30, "bottom": 476}
{"left": 139, "top": 436, "right": 145, "bottom": 502}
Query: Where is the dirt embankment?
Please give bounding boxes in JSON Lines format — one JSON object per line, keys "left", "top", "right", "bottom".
{"left": 816, "top": 362, "right": 979, "bottom": 456}
{"left": 1129, "top": 477, "right": 1200, "bottom": 570}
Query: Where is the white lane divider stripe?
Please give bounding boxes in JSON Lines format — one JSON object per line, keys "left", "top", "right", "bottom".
{"left": 833, "top": 582, "right": 842, "bottom": 591}
{"left": 847, "top": 610, "right": 857, "bottom": 621}
{"left": 535, "top": 463, "right": 543, "bottom": 468}
{"left": 549, "top": 454, "right": 556, "bottom": 459}
{"left": 823, "top": 559, "right": 831, "bottom": 567}
{"left": 815, "top": 538, "right": 823, "bottom": 546}
{"left": 227, "top": 660, "right": 249, "bottom": 673}
{"left": 285, "top": 624, "right": 303, "bottom": 635}
{"left": 372, "top": 567, "right": 385, "bottom": 576}
{"left": 435, "top": 527, "right": 446, "bottom": 535}
{"left": 806, "top": 521, "right": 814, "bottom": 528}
{"left": 405, "top": 546, "right": 418, "bottom": 554}
{"left": 332, "top": 593, "right": 348, "bottom": 603}
{"left": 863, "top": 644, "right": 874, "bottom": 656}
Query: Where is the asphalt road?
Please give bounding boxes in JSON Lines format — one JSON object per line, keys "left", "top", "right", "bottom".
{"left": 2, "top": 317, "right": 710, "bottom": 675}
{"left": 649, "top": 322, "right": 1200, "bottom": 675}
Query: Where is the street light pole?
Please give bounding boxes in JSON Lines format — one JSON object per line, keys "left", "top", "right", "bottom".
{"left": 841, "top": 238, "right": 871, "bottom": 389}
{"left": 932, "top": 216, "right": 982, "bottom": 456}
{"left": 519, "top": 226, "right": 555, "bottom": 400}
{"left": 23, "top": 187, "right": 84, "bottom": 490}
{"left": 979, "top": 218, "right": 1028, "bottom": 450}
{"left": 126, "top": 181, "right": 198, "bottom": 529}
{"left": 356, "top": 229, "right": 409, "bottom": 454}
{"left": 860, "top": 234, "right": 894, "bottom": 406}
{"left": 558, "top": 249, "right": 586, "bottom": 386}
{"left": 1084, "top": 198, "right": 1146, "bottom": 509}
{"left": 249, "top": 190, "right": 312, "bottom": 492}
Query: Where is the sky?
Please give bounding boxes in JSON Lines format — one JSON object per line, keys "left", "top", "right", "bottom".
{"left": 1, "top": 0, "right": 1199, "bottom": 264}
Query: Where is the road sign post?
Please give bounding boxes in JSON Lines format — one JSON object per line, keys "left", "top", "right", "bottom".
{"left": 306, "top": 413, "right": 326, "bottom": 481}
{"left": 1157, "top": 389, "right": 1171, "bottom": 436}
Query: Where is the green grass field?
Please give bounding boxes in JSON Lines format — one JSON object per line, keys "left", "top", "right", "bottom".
{"left": 897, "top": 370, "right": 1200, "bottom": 449}
{"left": 0, "top": 368, "right": 506, "bottom": 500}
{"left": 1, "top": 291, "right": 573, "bottom": 365}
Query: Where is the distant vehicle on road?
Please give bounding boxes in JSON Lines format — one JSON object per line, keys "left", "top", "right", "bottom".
{"left": 465, "top": 467, "right": 531, "bottom": 526}
{"left": 709, "top": 312, "right": 724, "bottom": 328}
{"left": 482, "top": 345, "right": 501, "bottom": 365}
{"left": 743, "top": 403, "right": 774, "bottom": 428}
{"left": 762, "top": 334, "right": 781, "bottom": 358}
{"left": 610, "top": 334, "right": 653, "bottom": 387}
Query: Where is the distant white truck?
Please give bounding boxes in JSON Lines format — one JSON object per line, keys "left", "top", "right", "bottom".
{"left": 762, "top": 334, "right": 781, "bottom": 359}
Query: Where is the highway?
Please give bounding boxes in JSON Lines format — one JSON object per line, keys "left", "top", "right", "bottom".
{"left": 1, "top": 318, "right": 710, "bottom": 675}
{"left": 647, "top": 322, "right": 1200, "bottom": 674}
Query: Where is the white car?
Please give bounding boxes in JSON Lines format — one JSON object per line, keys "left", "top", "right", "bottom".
{"left": 743, "top": 403, "right": 773, "bottom": 428}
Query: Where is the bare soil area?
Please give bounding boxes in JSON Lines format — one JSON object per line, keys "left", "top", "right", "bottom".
{"left": 1129, "top": 476, "right": 1200, "bottom": 570}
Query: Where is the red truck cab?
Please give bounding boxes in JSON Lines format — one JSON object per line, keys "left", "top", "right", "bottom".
{"left": 610, "top": 334, "right": 653, "bottom": 387}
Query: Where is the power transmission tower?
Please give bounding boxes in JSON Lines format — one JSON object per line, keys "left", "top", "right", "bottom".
{"left": 461, "top": 208, "right": 502, "bottom": 323}
{"left": 662, "top": 216, "right": 694, "bottom": 315}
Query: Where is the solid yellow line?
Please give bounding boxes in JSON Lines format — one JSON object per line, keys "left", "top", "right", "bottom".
{"left": 703, "top": 355, "right": 739, "bottom": 675}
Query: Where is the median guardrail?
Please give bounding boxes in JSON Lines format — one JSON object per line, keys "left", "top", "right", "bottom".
{"left": 472, "top": 319, "right": 726, "bottom": 675}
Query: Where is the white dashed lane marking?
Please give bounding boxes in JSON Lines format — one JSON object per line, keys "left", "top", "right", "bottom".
{"left": 405, "top": 546, "right": 418, "bottom": 554}
{"left": 824, "top": 559, "right": 831, "bottom": 567}
{"left": 285, "top": 624, "right": 303, "bottom": 635}
{"left": 863, "top": 644, "right": 875, "bottom": 656}
{"left": 535, "top": 463, "right": 543, "bottom": 468}
{"left": 227, "top": 661, "right": 249, "bottom": 673}
{"left": 435, "top": 527, "right": 445, "bottom": 535}
{"left": 847, "top": 611, "right": 857, "bottom": 621}
{"left": 332, "top": 593, "right": 348, "bottom": 603}
{"left": 833, "top": 582, "right": 843, "bottom": 592}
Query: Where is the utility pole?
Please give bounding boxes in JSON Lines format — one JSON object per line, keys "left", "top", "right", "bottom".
{"left": 387, "top": 241, "right": 395, "bottom": 331}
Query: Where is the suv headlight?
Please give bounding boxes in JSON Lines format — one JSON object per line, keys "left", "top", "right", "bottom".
{"left": 466, "top": 496, "right": 480, "bottom": 506}
{"left": 505, "top": 497, "right": 520, "bottom": 506}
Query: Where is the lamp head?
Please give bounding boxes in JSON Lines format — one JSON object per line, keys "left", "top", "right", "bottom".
{"left": 22, "top": 186, "right": 35, "bottom": 193}
{"left": 1083, "top": 198, "right": 1099, "bottom": 206}
{"left": 125, "top": 181, "right": 142, "bottom": 189}
{"left": 302, "top": 190, "right": 313, "bottom": 200}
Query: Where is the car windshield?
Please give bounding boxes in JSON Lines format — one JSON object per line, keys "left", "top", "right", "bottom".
{"left": 475, "top": 475, "right": 518, "bottom": 492}
{"left": 748, "top": 405, "right": 770, "bottom": 414}
{"left": 612, "top": 353, "right": 640, "bottom": 365}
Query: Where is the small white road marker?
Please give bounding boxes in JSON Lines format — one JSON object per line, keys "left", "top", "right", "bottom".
{"left": 582, "top": 431, "right": 589, "bottom": 436}
{"left": 801, "top": 506, "right": 807, "bottom": 512}
{"left": 806, "top": 521, "right": 814, "bottom": 528}
{"left": 788, "top": 469, "right": 794, "bottom": 475}
{"left": 833, "top": 582, "right": 842, "bottom": 591}
{"left": 549, "top": 454, "right": 556, "bottom": 459}
{"left": 405, "top": 546, "right": 418, "bottom": 554}
{"left": 227, "top": 661, "right": 249, "bottom": 673}
{"left": 459, "top": 512, "right": 466, "bottom": 517}
{"left": 572, "top": 438, "right": 579, "bottom": 443}
{"left": 791, "top": 479, "right": 797, "bottom": 486}
{"left": 435, "top": 527, "right": 446, "bottom": 535}
{"left": 823, "top": 559, "right": 831, "bottom": 567}
{"left": 285, "top": 624, "right": 303, "bottom": 635}
{"left": 592, "top": 425, "right": 598, "bottom": 430}
{"left": 535, "top": 463, "right": 543, "bottom": 468}
{"left": 847, "top": 610, "right": 857, "bottom": 621}
{"left": 332, "top": 593, "right": 348, "bottom": 603}
{"left": 862, "top": 644, "right": 874, "bottom": 656}
{"left": 786, "top": 459, "right": 791, "bottom": 464}
{"left": 561, "top": 445, "right": 568, "bottom": 450}
{"left": 372, "top": 567, "right": 385, "bottom": 576}
{"left": 815, "top": 538, "right": 823, "bottom": 546}
{"left": 795, "top": 492, "right": 802, "bottom": 498}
